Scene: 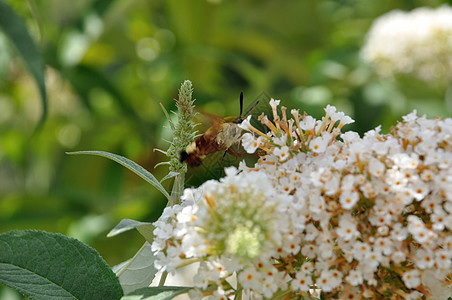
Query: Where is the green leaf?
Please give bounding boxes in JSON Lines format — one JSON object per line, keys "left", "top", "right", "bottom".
{"left": 66, "top": 65, "right": 150, "bottom": 141}
{"left": 67, "top": 151, "right": 170, "bottom": 201}
{"left": 0, "top": 230, "right": 123, "bottom": 300}
{"left": 121, "top": 286, "right": 191, "bottom": 300}
{"left": 0, "top": 1, "right": 47, "bottom": 129}
{"left": 114, "top": 242, "right": 158, "bottom": 295}
{"left": 160, "top": 171, "right": 179, "bottom": 183}
{"left": 108, "top": 219, "right": 154, "bottom": 243}
{"left": 170, "top": 173, "right": 184, "bottom": 206}
{"left": 136, "top": 226, "right": 155, "bottom": 244}
{"left": 108, "top": 218, "right": 153, "bottom": 237}
{"left": 159, "top": 102, "right": 175, "bottom": 132}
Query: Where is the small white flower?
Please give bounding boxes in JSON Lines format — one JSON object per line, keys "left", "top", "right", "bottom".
{"left": 291, "top": 271, "right": 312, "bottom": 292}
{"left": 261, "top": 274, "right": 280, "bottom": 298}
{"left": 177, "top": 205, "right": 199, "bottom": 223}
{"left": 431, "top": 210, "right": 447, "bottom": 231}
{"left": 300, "top": 115, "right": 316, "bottom": 131}
{"left": 352, "top": 241, "right": 371, "bottom": 261}
{"left": 241, "top": 133, "right": 262, "bottom": 154}
{"left": 181, "top": 231, "right": 208, "bottom": 258}
{"left": 336, "top": 214, "right": 357, "bottom": 241}
{"left": 368, "top": 157, "right": 385, "bottom": 177}
{"left": 238, "top": 267, "right": 262, "bottom": 290}
{"left": 181, "top": 188, "right": 201, "bottom": 205}
{"left": 324, "top": 105, "right": 337, "bottom": 118}
{"left": 373, "top": 237, "right": 393, "bottom": 256}
{"left": 300, "top": 261, "right": 314, "bottom": 273}
{"left": 402, "top": 110, "right": 419, "bottom": 122}
{"left": 345, "top": 269, "right": 363, "bottom": 286}
{"left": 301, "top": 243, "right": 317, "bottom": 259}
{"left": 402, "top": 269, "right": 421, "bottom": 289}
{"left": 340, "top": 131, "right": 360, "bottom": 143}
{"left": 365, "top": 250, "right": 382, "bottom": 269}
{"left": 339, "top": 190, "right": 360, "bottom": 210}
{"left": 238, "top": 115, "right": 252, "bottom": 130}
{"left": 339, "top": 114, "right": 354, "bottom": 125}
{"left": 269, "top": 98, "right": 280, "bottom": 108}
{"left": 309, "top": 135, "right": 329, "bottom": 153}
{"left": 304, "top": 223, "right": 319, "bottom": 241}
{"left": 390, "top": 223, "right": 408, "bottom": 241}
{"left": 316, "top": 270, "right": 340, "bottom": 292}
{"left": 273, "top": 146, "right": 290, "bottom": 161}
{"left": 391, "top": 251, "right": 406, "bottom": 264}
{"left": 408, "top": 215, "right": 430, "bottom": 244}
{"left": 435, "top": 249, "right": 452, "bottom": 269}
{"left": 414, "top": 248, "right": 435, "bottom": 269}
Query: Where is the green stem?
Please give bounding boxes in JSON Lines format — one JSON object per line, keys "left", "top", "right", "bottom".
{"left": 234, "top": 282, "right": 243, "bottom": 300}
{"left": 158, "top": 271, "right": 168, "bottom": 286}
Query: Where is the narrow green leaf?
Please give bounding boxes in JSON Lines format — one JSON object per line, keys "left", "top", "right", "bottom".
{"left": 0, "top": 1, "right": 47, "bottom": 129}
{"left": 107, "top": 218, "right": 154, "bottom": 243}
{"left": 159, "top": 102, "right": 175, "bottom": 131}
{"left": 136, "top": 226, "right": 155, "bottom": 244}
{"left": 108, "top": 218, "right": 153, "bottom": 239}
{"left": 170, "top": 173, "right": 184, "bottom": 206}
{"left": 122, "top": 286, "right": 191, "bottom": 300}
{"left": 114, "top": 242, "right": 158, "bottom": 294}
{"left": 0, "top": 230, "right": 123, "bottom": 300}
{"left": 160, "top": 171, "right": 179, "bottom": 183}
{"left": 67, "top": 151, "right": 170, "bottom": 201}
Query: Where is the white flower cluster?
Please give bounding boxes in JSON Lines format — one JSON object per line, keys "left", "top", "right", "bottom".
{"left": 361, "top": 5, "right": 452, "bottom": 83}
{"left": 152, "top": 169, "right": 292, "bottom": 297}
{"left": 152, "top": 100, "right": 452, "bottom": 299}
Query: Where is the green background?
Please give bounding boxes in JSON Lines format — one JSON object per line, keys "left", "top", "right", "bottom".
{"left": 1, "top": 1, "right": 452, "bottom": 297}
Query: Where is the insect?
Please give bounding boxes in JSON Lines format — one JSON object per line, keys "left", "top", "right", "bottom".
{"left": 180, "top": 92, "right": 259, "bottom": 167}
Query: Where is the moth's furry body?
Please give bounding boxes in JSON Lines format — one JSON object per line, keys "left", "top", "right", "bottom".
{"left": 180, "top": 92, "right": 258, "bottom": 167}
{"left": 181, "top": 118, "right": 242, "bottom": 167}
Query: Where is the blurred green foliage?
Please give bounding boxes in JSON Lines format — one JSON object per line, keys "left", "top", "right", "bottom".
{"left": 1, "top": 0, "right": 452, "bottom": 286}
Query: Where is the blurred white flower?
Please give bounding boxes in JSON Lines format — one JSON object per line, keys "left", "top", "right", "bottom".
{"left": 362, "top": 5, "right": 452, "bottom": 83}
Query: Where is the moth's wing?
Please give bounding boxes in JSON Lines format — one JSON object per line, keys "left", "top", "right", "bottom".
{"left": 184, "top": 151, "right": 228, "bottom": 186}
{"left": 184, "top": 143, "right": 260, "bottom": 187}
{"left": 191, "top": 110, "right": 221, "bottom": 135}
{"left": 197, "top": 110, "right": 225, "bottom": 125}
{"left": 184, "top": 93, "right": 271, "bottom": 186}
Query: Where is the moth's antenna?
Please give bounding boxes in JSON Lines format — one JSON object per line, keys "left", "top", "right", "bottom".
{"left": 239, "top": 92, "right": 244, "bottom": 117}
{"left": 244, "top": 100, "right": 260, "bottom": 117}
